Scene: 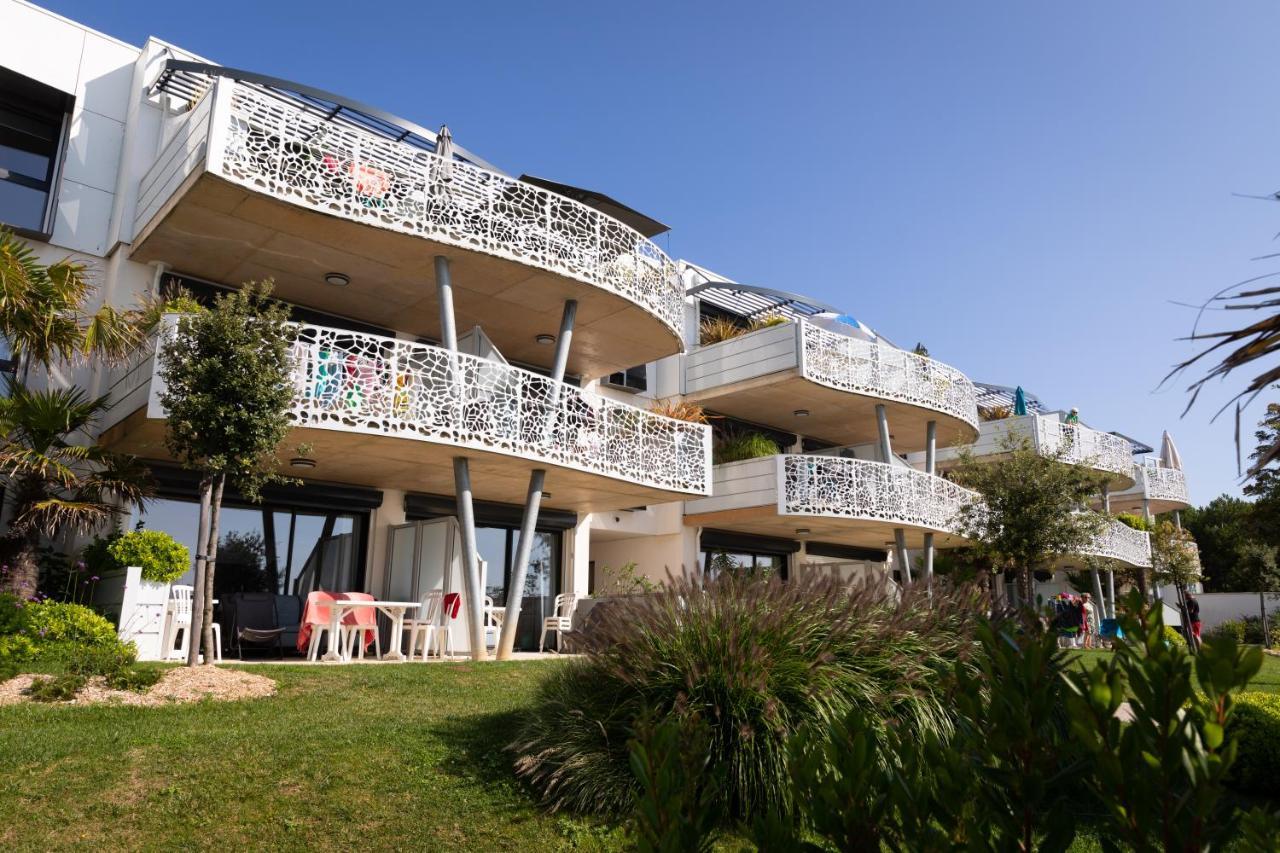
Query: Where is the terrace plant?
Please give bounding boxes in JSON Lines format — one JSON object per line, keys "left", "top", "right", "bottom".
{"left": 510, "top": 572, "right": 983, "bottom": 822}
{"left": 698, "top": 316, "right": 748, "bottom": 346}
{"left": 157, "top": 282, "right": 296, "bottom": 666}
{"left": 647, "top": 398, "right": 707, "bottom": 424}
{"left": 713, "top": 431, "right": 780, "bottom": 464}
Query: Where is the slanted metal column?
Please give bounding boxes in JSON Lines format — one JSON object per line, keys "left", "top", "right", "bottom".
{"left": 877, "top": 405, "right": 911, "bottom": 584}
{"left": 437, "top": 255, "right": 486, "bottom": 660}
{"left": 497, "top": 300, "right": 577, "bottom": 660}
{"left": 894, "top": 529, "right": 912, "bottom": 584}
{"left": 875, "top": 404, "right": 893, "bottom": 463}
{"left": 1101, "top": 482, "right": 1115, "bottom": 618}
{"left": 923, "top": 420, "right": 937, "bottom": 588}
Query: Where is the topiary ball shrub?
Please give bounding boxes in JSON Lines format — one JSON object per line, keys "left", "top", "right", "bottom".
{"left": 1227, "top": 692, "right": 1280, "bottom": 797}
{"left": 1163, "top": 625, "right": 1187, "bottom": 649}
{"left": 107, "top": 529, "right": 190, "bottom": 584}
{"left": 511, "top": 573, "right": 983, "bottom": 821}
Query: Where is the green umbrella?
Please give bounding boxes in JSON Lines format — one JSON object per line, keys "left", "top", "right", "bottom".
{"left": 1013, "top": 386, "right": 1028, "bottom": 416}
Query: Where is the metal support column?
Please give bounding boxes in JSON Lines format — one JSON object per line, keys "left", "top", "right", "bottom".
{"left": 437, "top": 255, "right": 486, "bottom": 660}
{"left": 452, "top": 457, "right": 487, "bottom": 660}
{"left": 497, "top": 300, "right": 578, "bottom": 659}
{"left": 1100, "top": 481, "right": 1114, "bottom": 617}
{"left": 875, "top": 404, "right": 893, "bottom": 463}
{"left": 894, "top": 528, "right": 912, "bottom": 584}
{"left": 923, "top": 420, "right": 937, "bottom": 589}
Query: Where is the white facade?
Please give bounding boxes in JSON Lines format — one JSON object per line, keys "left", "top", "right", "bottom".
{"left": 0, "top": 1, "right": 1193, "bottom": 641}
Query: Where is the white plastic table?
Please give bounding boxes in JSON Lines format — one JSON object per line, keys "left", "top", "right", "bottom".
{"left": 322, "top": 600, "right": 420, "bottom": 662}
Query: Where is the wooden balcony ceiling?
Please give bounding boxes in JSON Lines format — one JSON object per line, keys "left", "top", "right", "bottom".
{"left": 101, "top": 410, "right": 699, "bottom": 513}
{"left": 683, "top": 505, "right": 972, "bottom": 550}
{"left": 687, "top": 371, "right": 978, "bottom": 454}
{"left": 130, "top": 173, "right": 682, "bottom": 380}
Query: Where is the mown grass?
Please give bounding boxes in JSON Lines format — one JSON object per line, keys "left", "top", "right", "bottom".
{"left": 1065, "top": 647, "right": 1280, "bottom": 695}
{"left": 0, "top": 661, "right": 627, "bottom": 852}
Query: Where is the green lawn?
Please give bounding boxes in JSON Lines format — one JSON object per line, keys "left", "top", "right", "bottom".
{"left": 0, "top": 661, "right": 626, "bottom": 852}
{"left": 1065, "top": 647, "right": 1280, "bottom": 695}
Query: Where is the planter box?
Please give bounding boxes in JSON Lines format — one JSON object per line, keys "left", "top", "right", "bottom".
{"left": 92, "top": 566, "right": 171, "bottom": 661}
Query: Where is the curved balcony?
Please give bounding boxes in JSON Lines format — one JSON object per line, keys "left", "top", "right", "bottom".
{"left": 924, "top": 413, "right": 1135, "bottom": 489}
{"left": 1076, "top": 518, "right": 1152, "bottom": 569}
{"left": 130, "top": 79, "right": 684, "bottom": 378}
{"left": 684, "top": 320, "right": 980, "bottom": 452}
{"left": 684, "top": 454, "right": 979, "bottom": 550}
{"left": 1108, "top": 464, "right": 1191, "bottom": 516}
{"left": 100, "top": 321, "right": 712, "bottom": 511}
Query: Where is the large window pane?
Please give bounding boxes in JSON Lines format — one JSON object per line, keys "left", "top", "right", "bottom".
{"left": 0, "top": 180, "right": 48, "bottom": 232}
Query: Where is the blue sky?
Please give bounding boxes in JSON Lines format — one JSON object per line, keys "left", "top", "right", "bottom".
{"left": 46, "top": 0, "right": 1280, "bottom": 504}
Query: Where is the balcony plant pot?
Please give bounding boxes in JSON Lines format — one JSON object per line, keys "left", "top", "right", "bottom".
{"left": 92, "top": 565, "right": 171, "bottom": 661}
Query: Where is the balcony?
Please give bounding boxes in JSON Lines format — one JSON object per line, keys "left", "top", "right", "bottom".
{"left": 99, "top": 321, "right": 712, "bottom": 511}
{"left": 1108, "top": 464, "right": 1191, "bottom": 516}
{"left": 684, "top": 454, "right": 979, "bottom": 550}
{"left": 1076, "top": 519, "right": 1152, "bottom": 569}
{"left": 129, "top": 78, "right": 684, "bottom": 378}
{"left": 924, "top": 413, "right": 1136, "bottom": 489}
{"left": 684, "top": 320, "right": 980, "bottom": 451}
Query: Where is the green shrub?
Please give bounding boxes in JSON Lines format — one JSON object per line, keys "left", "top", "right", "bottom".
{"left": 81, "top": 531, "right": 121, "bottom": 577}
{"left": 713, "top": 432, "right": 780, "bottom": 465}
{"left": 0, "top": 594, "right": 133, "bottom": 672}
{"left": 1208, "top": 619, "right": 1247, "bottom": 644}
{"left": 1207, "top": 616, "right": 1280, "bottom": 646}
{"left": 106, "top": 529, "right": 190, "bottom": 584}
{"left": 1164, "top": 625, "right": 1187, "bottom": 648}
{"left": 511, "top": 573, "right": 982, "bottom": 821}
{"left": 103, "top": 665, "right": 161, "bottom": 692}
{"left": 24, "top": 672, "right": 87, "bottom": 702}
{"left": 1114, "top": 512, "right": 1152, "bottom": 532}
{"left": 1227, "top": 692, "right": 1280, "bottom": 797}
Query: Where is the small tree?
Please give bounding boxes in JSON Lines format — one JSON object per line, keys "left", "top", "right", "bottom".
{"left": 1151, "top": 520, "right": 1204, "bottom": 650}
{"left": 157, "top": 282, "right": 296, "bottom": 665}
{"left": 1233, "top": 541, "right": 1280, "bottom": 649}
{"left": 952, "top": 435, "right": 1108, "bottom": 607}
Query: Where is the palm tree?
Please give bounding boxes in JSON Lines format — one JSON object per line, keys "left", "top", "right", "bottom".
{"left": 0, "top": 229, "right": 154, "bottom": 595}
{"left": 0, "top": 229, "right": 142, "bottom": 380}
{"left": 0, "top": 383, "right": 153, "bottom": 594}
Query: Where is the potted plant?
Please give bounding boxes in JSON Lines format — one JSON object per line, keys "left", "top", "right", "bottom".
{"left": 89, "top": 529, "right": 190, "bottom": 660}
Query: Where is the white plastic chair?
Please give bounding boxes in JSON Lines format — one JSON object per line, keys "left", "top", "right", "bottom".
{"left": 163, "top": 585, "right": 222, "bottom": 662}
{"left": 403, "top": 590, "right": 451, "bottom": 661}
{"left": 539, "top": 593, "right": 577, "bottom": 653}
{"left": 482, "top": 595, "right": 503, "bottom": 650}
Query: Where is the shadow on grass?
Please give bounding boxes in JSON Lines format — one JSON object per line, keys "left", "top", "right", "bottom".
{"left": 427, "top": 708, "right": 527, "bottom": 790}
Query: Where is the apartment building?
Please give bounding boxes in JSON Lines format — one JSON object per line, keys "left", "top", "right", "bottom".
{"left": 0, "top": 1, "right": 1192, "bottom": 650}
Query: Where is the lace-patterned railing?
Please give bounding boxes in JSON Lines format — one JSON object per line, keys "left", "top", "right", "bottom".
{"left": 1140, "top": 465, "right": 1190, "bottom": 505}
{"left": 780, "top": 455, "right": 979, "bottom": 536}
{"left": 798, "top": 322, "right": 980, "bottom": 431}
{"left": 1079, "top": 518, "right": 1152, "bottom": 568}
{"left": 204, "top": 82, "right": 684, "bottom": 340}
{"left": 288, "top": 325, "right": 710, "bottom": 494}
{"left": 1035, "top": 419, "right": 1134, "bottom": 479}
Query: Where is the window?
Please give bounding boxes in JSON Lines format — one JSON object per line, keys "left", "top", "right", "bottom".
{"left": 603, "top": 364, "right": 647, "bottom": 393}
{"left": 0, "top": 68, "right": 73, "bottom": 238}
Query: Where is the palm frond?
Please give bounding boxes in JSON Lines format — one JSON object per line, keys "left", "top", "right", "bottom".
{"left": 82, "top": 303, "right": 145, "bottom": 363}
{"left": 13, "top": 497, "right": 119, "bottom": 537}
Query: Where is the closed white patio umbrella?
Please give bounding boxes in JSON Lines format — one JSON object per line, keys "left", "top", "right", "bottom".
{"left": 1160, "top": 430, "right": 1183, "bottom": 470}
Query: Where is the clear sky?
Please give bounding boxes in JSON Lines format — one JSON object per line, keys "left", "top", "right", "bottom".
{"left": 42, "top": 0, "right": 1280, "bottom": 505}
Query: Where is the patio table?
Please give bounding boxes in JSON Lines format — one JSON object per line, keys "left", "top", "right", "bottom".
{"left": 322, "top": 599, "right": 420, "bottom": 662}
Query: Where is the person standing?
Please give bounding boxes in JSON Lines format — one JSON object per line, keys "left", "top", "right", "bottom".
{"left": 1082, "top": 593, "right": 1098, "bottom": 650}
{"left": 1186, "top": 593, "right": 1202, "bottom": 642}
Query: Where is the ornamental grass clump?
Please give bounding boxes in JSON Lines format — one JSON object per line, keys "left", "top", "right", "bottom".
{"left": 511, "top": 572, "right": 983, "bottom": 821}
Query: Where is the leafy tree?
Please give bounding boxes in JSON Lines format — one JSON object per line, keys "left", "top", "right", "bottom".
{"left": 1183, "top": 495, "right": 1261, "bottom": 590}
{"left": 1151, "top": 521, "right": 1204, "bottom": 649}
{"left": 1244, "top": 401, "right": 1280, "bottom": 541}
{"left": 951, "top": 435, "right": 1108, "bottom": 606}
{"left": 157, "top": 282, "right": 296, "bottom": 665}
{"left": 0, "top": 384, "right": 153, "bottom": 595}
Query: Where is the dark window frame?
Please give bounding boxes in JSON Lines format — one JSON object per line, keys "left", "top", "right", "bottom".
{"left": 0, "top": 67, "right": 74, "bottom": 240}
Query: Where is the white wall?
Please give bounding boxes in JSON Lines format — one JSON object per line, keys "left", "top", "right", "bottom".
{"left": 590, "top": 529, "right": 697, "bottom": 590}
{"left": 1194, "top": 593, "right": 1280, "bottom": 631}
